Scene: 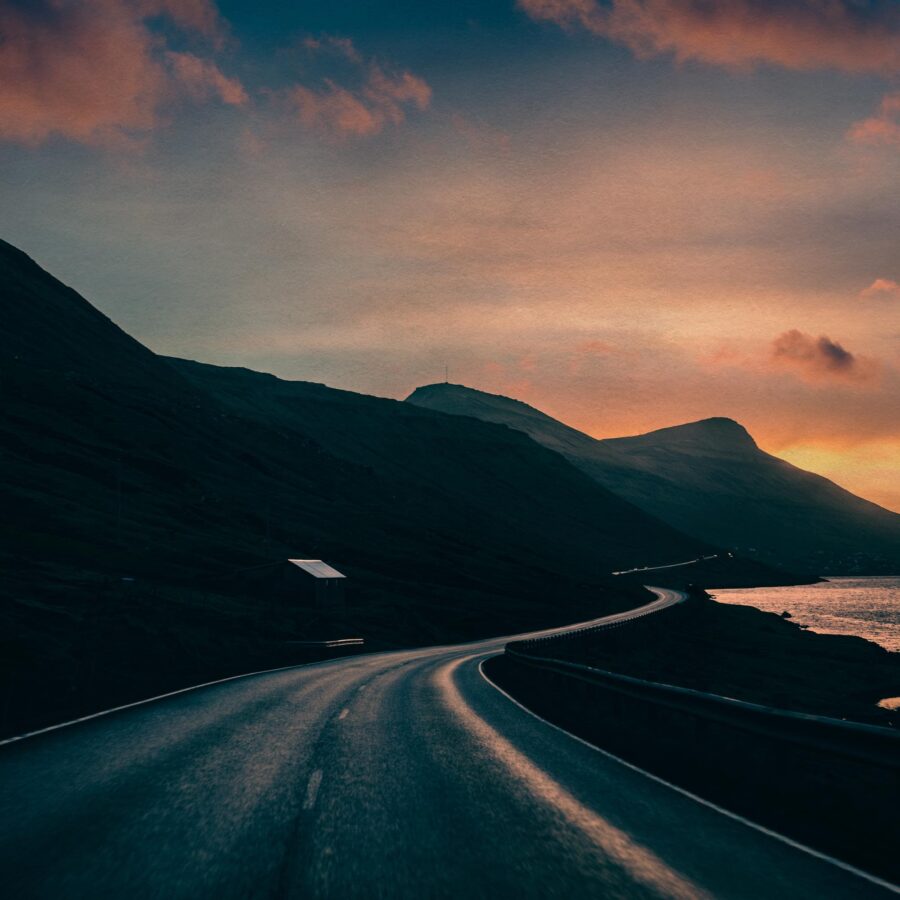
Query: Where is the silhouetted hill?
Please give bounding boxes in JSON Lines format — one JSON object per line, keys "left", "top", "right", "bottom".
{"left": 0, "top": 239, "right": 184, "bottom": 390}
{"left": 407, "top": 383, "right": 900, "bottom": 574}
{"left": 1, "top": 238, "right": 724, "bottom": 735}
{"left": 166, "top": 358, "right": 707, "bottom": 579}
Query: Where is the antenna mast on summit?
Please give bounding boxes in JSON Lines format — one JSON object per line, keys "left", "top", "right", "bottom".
{"left": 444, "top": 365, "right": 448, "bottom": 383}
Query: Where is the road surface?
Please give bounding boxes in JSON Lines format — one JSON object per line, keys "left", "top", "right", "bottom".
{"left": 0, "top": 587, "right": 894, "bottom": 898}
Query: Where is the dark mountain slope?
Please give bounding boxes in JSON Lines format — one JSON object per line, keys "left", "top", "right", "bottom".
{"left": 4, "top": 239, "right": 704, "bottom": 608}
{"left": 2, "top": 237, "right": 712, "bottom": 735}
{"left": 0, "top": 239, "right": 184, "bottom": 390}
{"left": 167, "top": 358, "right": 706, "bottom": 579}
{"left": 406, "top": 383, "right": 900, "bottom": 574}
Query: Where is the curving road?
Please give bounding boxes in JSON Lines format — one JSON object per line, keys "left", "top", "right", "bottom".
{"left": 0, "top": 588, "right": 894, "bottom": 898}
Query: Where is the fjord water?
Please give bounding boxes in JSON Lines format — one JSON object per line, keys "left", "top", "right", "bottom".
{"left": 712, "top": 577, "right": 900, "bottom": 652}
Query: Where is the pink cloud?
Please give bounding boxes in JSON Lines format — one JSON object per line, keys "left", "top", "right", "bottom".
{"left": 365, "top": 67, "right": 431, "bottom": 118}
{"left": 166, "top": 52, "right": 248, "bottom": 106}
{"left": 771, "top": 330, "right": 879, "bottom": 384}
{"left": 302, "top": 34, "right": 363, "bottom": 64}
{"left": 291, "top": 82, "right": 382, "bottom": 136}
{"left": 0, "top": 0, "right": 243, "bottom": 146}
{"left": 518, "top": 0, "right": 900, "bottom": 73}
{"left": 849, "top": 92, "right": 900, "bottom": 147}
{"left": 289, "top": 58, "right": 431, "bottom": 138}
{"left": 860, "top": 278, "right": 900, "bottom": 300}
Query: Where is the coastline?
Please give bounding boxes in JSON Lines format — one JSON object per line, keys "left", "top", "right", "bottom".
{"left": 712, "top": 576, "right": 900, "bottom": 653}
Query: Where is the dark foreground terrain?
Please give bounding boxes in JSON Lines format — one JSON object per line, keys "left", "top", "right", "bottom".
{"left": 4, "top": 236, "right": 897, "bottom": 892}
{"left": 539, "top": 597, "right": 900, "bottom": 726}
{"left": 485, "top": 592, "right": 900, "bottom": 882}
{"left": 1, "top": 592, "right": 895, "bottom": 899}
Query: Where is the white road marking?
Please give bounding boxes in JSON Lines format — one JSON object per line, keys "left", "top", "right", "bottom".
{"left": 478, "top": 658, "right": 900, "bottom": 895}
{"left": 435, "top": 655, "right": 707, "bottom": 900}
{"left": 338, "top": 708, "right": 349, "bottom": 720}
{"left": 0, "top": 588, "right": 674, "bottom": 748}
{"left": 0, "top": 662, "right": 314, "bottom": 748}
{"left": 303, "top": 769, "right": 324, "bottom": 810}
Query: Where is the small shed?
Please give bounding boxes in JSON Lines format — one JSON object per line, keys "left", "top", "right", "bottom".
{"left": 282, "top": 559, "right": 347, "bottom": 609}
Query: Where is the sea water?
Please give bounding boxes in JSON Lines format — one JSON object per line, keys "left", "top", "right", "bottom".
{"left": 711, "top": 576, "right": 900, "bottom": 652}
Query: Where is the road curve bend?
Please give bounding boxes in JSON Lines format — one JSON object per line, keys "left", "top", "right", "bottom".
{"left": 0, "top": 587, "right": 894, "bottom": 898}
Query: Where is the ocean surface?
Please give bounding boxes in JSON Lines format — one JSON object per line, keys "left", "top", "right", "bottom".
{"left": 712, "top": 576, "right": 900, "bottom": 653}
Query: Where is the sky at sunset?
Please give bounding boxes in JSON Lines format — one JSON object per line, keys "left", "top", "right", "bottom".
{"left": 2, "top": 0, "right": 899, "bottom": 510}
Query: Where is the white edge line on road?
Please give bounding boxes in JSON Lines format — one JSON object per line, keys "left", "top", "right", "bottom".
{"left": 303, "top": 769, "right": 324, "bottom": 810}
{"left": 478, "top": 658, "right": 900, "bottom": 895}
{"left": 0, "top": 661, "right": 318, "bottom": 749}
{"left": 0, "top": 587, "right": 676, "bottom": 749}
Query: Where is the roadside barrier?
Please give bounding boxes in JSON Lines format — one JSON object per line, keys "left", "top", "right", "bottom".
{"left": 493, "top": 596, "right": 900, "bottom": 884}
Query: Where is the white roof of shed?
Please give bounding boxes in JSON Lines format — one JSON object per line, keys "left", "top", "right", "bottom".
{"left": 288, "top": 559, "right": 346, "bottom": 579}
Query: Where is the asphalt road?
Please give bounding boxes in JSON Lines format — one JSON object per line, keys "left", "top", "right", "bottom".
{"left": 0, "top": 588, "right": 894, "bottom": 899}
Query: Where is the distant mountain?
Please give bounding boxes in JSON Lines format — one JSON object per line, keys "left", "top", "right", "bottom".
{"left": 167, "top": 358, "right": 708, "bottom": 582}
{"left": 406, "top": 383, "right": 900, "bottom": 574}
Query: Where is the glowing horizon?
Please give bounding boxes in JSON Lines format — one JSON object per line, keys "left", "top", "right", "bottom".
{"left": 1, "top": 0, "right": 898, "bottom": 511}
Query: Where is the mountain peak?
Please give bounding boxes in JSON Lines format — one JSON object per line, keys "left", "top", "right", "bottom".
{"left": 409, "top": 382, "right": 512, "bottom": 402}
{"left": 408, "top": 385, "right": 757, "bottom": 448}
{"left": 633, "top": 417, "right": 759, "bottom": 452}
{"left": 406, "top": 382, "right": 555, "bottom": 423}
{"left": 0, "top": 236, "right": 179, "bottom": 390}
{"left": 686, "top": 416, "right": 756, "bottom": 440}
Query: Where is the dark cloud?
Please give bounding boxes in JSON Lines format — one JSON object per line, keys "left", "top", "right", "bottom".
{"left": 771, "top": 329, "right": 876, "bottom": 382}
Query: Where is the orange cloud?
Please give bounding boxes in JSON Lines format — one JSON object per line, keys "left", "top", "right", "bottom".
{"left": 291, "top": 82, "right": 382, "bottom": 136}
{"left": 860, "top": 278, "right": 900, "bottom": 300}
{"left": 849, "top": 92, "right": 900, "bottom": 147}
{"left": 518, "top": 0, "right": 900, "bottom": 73}
{"left": 289, "top": 57, "right": 431, "bottom": 138}
{"left": 0, "top": 0, "right": 242, "bottom": 146}
{"left": 166, "top": 52, "right": 248, "bottom": 106}
{"left": 771, "top": 330, "right": 878, "bottom": 384}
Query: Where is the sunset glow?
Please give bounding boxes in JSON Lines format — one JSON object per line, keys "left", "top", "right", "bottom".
{"left": 2, "top": 0, "right": 898, "bottom": 509}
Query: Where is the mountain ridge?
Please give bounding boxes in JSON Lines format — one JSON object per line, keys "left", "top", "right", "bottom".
{"left": 406, "top": 382, "right": 900, "bottom": 573}
{"left": 410, "top": 384, "right": 759, "bottom": 454}
{"left": 0, "top": 237, "right": 811, "bottom": 738}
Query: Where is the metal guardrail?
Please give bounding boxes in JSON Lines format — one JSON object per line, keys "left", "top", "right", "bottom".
{"left": 496, "top": 634, "right": 900, "bottom": 882}
{"left": 610, "top": 554, "right": 720, "bottom": 576}
{"left": 518, "top": 588, "right": 687, "bottom": 649}
{"left": 506, "top": 585, "right": 899, "bottom": 769}
{"left": 285, "top": 638, "right": 365, "bottom": 648}
{"left": 504, "top": 646, "right": 900, "bottom": 770}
